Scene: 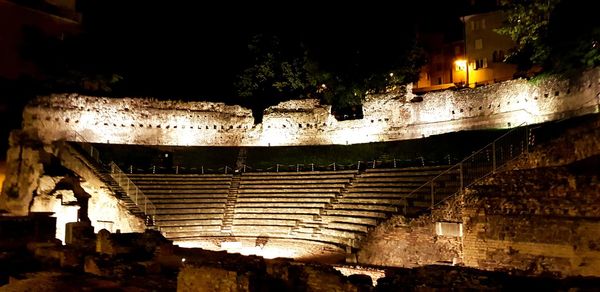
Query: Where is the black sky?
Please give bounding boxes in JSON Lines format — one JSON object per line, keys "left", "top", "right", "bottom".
{"left": 0, "top": 0, "right": 468, "bottom": 160}
{"left": 75, "top": 0, "right": 465, "bottom": 98}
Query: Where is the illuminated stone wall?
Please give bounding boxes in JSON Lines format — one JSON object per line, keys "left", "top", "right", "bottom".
{"left": 358, "top": 117, "right": 600, "bottom": 276}
{"left": 460, "top": 117, "right": 600, "bottom": 277}
{"left": 356, "top": 214, "right": 463, "bottom": 268}
{"left": 0, "top": 131, "right": 144, "bottom": 238}
{"left": 462, "top": 166, "right": 600, "bottom": 277}
{"left": 20, "top": 68, "right": 600, "bottom": 146}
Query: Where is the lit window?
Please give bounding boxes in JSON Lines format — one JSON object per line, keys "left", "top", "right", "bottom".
{"left": 475, "top": 39, "right": 483, "bottom": 50}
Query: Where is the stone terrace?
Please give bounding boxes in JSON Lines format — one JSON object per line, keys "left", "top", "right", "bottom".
{"left": 127, "top": 165, "right": 454, "bottom": 248}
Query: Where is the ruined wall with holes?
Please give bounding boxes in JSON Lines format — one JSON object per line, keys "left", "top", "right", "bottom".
{"left": 19, "top": 68, "right": 600, "bottom": 146}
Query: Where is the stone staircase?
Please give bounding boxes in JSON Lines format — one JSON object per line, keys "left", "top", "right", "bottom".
{"left": 62, "top": 142, "right": 147, "bottom": 220}
{"left": 221, "top": 174, "right": 241, "bottom": 233}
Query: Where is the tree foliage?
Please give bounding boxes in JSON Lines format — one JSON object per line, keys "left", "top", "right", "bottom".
{"left": 497, "top": 0, "right": 600, "bottom": 74}
{"left": 235, "top": 31, "right": 426, "bottom": 116}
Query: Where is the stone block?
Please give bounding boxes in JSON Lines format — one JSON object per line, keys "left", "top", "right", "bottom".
{"left": 65, "top": 221, "right": 94, "bottom": 248}
{"left": 177, "top": 265, "right": 250, "bottom": 292}
{"left": 84, "top": 256, "right": 112, "bottom": 277}
{"left": 60, "top": 248, "right": 81, "bottom": 269}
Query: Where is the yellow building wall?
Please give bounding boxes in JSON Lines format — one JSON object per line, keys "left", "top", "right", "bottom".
{"left": 464, "top": 10, "right": 517, "bottom": 86}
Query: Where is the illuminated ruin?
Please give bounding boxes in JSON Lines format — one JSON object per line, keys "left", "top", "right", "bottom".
{"left": 1, "top": 70, "right": 600, "bottom": 289}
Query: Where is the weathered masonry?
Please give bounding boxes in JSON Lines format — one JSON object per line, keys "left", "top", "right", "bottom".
{"left": 21, "top": 69, "right": 600, "bottom": 147}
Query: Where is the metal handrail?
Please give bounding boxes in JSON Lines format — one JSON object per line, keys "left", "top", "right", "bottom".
{"left": 109, "top": 161, "right": 156, "bottom": 222}
{"left": 66, "top": 130, "right": 102, "bottom": 164}
{"left": 403, "top": 122, "right": 530, "bottom": 215}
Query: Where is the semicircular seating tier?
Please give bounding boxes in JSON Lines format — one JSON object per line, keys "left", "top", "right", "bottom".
{"left": 126, "top": 165, "right": 458, "bottom": 248}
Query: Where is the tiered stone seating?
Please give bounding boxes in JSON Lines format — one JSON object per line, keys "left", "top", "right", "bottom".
{"left": 125, "top": 166, "right": 457, "bottom": 248}
{"left": 329, "top": 166, "right": 458, "bottom": 223}
{"left": 234, "top": 170, "right": 360, "bottom": 245}
{"left": 128, "top": 174, "right": 232, "bottom": 239}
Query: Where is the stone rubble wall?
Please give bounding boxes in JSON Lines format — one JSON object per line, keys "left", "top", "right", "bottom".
{"left": 0, "top": 130, "right": 144, "bottom": 237}
{"left": 462, "top": 167, "right": 600, "bottom": 277}
{"left": 358, "top": 114, "right": 600, "bottom": 276}
{"left": 20, "top": 68, "right": 600, "bottom": 146}
{"left": 356, "top": 214, "right": 463, "bottom": 268}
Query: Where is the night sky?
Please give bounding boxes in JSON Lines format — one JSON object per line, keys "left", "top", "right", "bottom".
{"left": 77, "top": 0, "right": 465, "bottom": 98}
{"left": 0, "top": 0, "right": 469, "bottom": 161}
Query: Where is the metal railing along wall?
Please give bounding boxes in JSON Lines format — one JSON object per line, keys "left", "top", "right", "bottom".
{"left": 109, "top": 161, "right": 156, "bottom": 223}
{"left": 116, "top": 155, "right": 461, "bottom": 175}
{"left": 66, "top": 131, "right": 102, "bottom": 164}
{"left": 403, "top": 123, "right": 530, "bottom": 214}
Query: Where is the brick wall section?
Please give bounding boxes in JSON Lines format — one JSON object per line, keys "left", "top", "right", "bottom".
{"left": 462, "top": 166, "right": 600, "bottom": 277}
{"left": 357, "top": 215, "right": 463, "bottom": 267}
{"left": 509, "top": 115, "right": 600, "bottom": 169}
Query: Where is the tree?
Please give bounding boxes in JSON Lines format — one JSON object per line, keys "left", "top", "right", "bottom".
{"left": 235, "top": 34, "right": 316, "bottom": 114}
{"left": 235, "top": 31, "right": 426, "bottom": 121}
{"left": 497, "top": 0, "right": 600, "bottom": 74}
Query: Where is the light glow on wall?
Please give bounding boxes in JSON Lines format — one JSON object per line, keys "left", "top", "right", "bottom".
{"left": 174, "top": 238, "right": 343, "bottom": 260}
{"left": 21, "top": 69, "right": 600, "bottom": 147}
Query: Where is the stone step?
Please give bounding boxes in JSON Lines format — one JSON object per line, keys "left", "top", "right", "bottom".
{"left": 363, "top": 166, "right": 450, "bottom": 173}
{"left": 236, "top": 197, "right": 331, "bottom": 203}
{"left": 237, "top": 193, "right": 336, "bottom": 198}
{"left": 239, "top": 184, "right": 347, "bottom": 189}
{"left": 236, "top": 202, "right": 326, "bottom": 208}
{"left": 336, "top": 197, "right": 405, "bottom": 205}
{"left": 151, "top": 198, "right": 227, "bottom": 204}
{"left": 349, "top": 182, "right": 424, "bottom": 188}
{"left": 160, "top": 225, "right": 224, "bottom": 232}
{"left": 142, "top": 189, "right": 229, "bottom": 194}
{"left": 233, "top": 213, "right": 315, "bottom": 221}
{"left": 326, "top": 222, "right": 370, "bottom": 233}
{"left": 155, "top": 214, "right": 224, "bottom": 221}
{"left": 145, "top": 194, "right": 228, "bottom": 199}
{"left": 353, "top": 177, "right": 432, "bottom": 183}
{"left": 346, "top": 187, "right": 422, "bottom": 193}
{"left": 240, "top": 179, "right": 350, "bottom": 185}
{"left": 319, "top": 228, "right": 363, "bottom": 239}
{"left": 341, "top": 193, "right": 414, "bottom": 198}
{"left": 231, "top": 219, "right": 298, "bottom": 226}
{"left": 242, "top": 170, "right": 357, "bottom": 176}
{"left": 156, "top": 219, "right": 222, "bottom": 226}
{"left": 332, "top": 203, "right": 398, "bottom": 212}
{"left": 153, "top": 203, "right": 226, "bottom": 209}
{"left": 162, "top": 230, "right": 224, "bottom": 239}
{"left": 154, "top": 208, "right": 226, "bottom": 215}
{"left": 231, "top": 225, "right": 292, "bottom": 234}
{"left": 234, "top": 207, "right": 322, "bottom": 214}
{"left": 238, "top": 188, "right": 341, "bottom": 194}
{"left": 294, "top": 226, "right": 319, "bottom": 234}
{"left": 133, "top": 184, "right": 232, "bottom": 189}
{"left": 128, "top": 174, "right": 233, "bottom": 178}
{"left": 322, "top": 209, "right": 387, "bottom": 219}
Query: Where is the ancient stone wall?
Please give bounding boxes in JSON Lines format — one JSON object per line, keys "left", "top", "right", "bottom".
{"left": 20, "top": 69, "right": 600, "bottom": 147}
{"left": 356, "top": 215, "right": 463, "bottom": 268}
{"left": 0, "top": 131, "right": 144, "bottom": 239}
{"left": 462, "top": 166, "right": 600, "bottom": 277}
{"left": 358, "top": 115, "right": 600, "bottom": 276}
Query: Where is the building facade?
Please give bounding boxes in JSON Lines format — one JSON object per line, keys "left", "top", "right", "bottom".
{"left": 415, "top": 7, "right": 518, "bottom": 92}
{"left": 462, "top": 10, "right": 517, "bottom": 87}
